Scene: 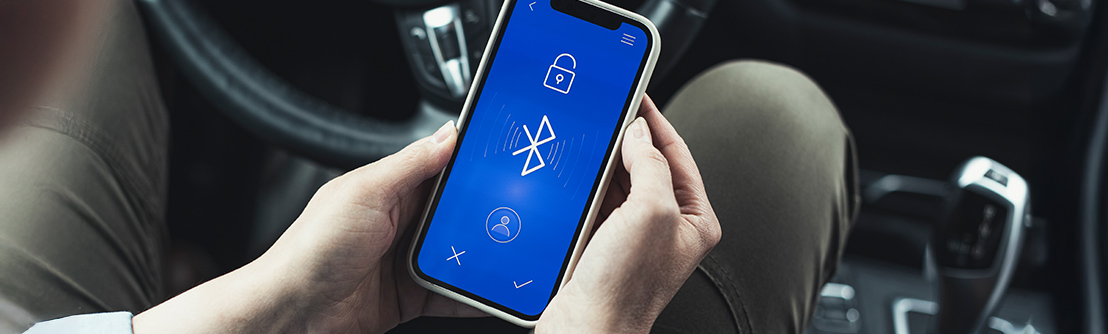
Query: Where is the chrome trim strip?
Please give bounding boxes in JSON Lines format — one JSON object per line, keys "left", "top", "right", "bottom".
{"left": 891, "top": 298, "right": 1041, "bottom": 334}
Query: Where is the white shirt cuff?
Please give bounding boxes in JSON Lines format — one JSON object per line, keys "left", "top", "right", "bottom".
{"left": 23, "top": 312, "right": 133, "bottom": 334}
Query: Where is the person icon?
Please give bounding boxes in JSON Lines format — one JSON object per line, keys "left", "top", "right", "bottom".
{"left": 486, "top": 207, "right": 521, "bottom": 243}
{"left": 492, "top": 216, "right": 511, "bottom": 238}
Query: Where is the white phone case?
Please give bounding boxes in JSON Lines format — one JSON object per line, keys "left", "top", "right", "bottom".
{"left": 407, "top": 0, "right": 661, "bottom": 327}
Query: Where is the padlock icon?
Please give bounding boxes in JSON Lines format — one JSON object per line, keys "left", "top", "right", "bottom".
{"left": 543, "top": 53, "right": 576, "bottom": 94}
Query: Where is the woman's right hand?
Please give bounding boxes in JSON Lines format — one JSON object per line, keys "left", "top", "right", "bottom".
{"left": 537, "top": 95, "right": 721, "bottom": 333}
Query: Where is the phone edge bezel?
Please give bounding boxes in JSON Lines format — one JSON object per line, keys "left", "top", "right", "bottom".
{"left": 406, "top": 0, "right": 662, "bottom": 328}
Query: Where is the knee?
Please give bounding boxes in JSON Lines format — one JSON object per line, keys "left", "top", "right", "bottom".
{"left": 665, "top": 60, "right": 847, "bottom": 152}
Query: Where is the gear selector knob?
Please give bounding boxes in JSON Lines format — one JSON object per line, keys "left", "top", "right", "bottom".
{"left": 929, "top": 157, "right": 1031, "bottom": 334}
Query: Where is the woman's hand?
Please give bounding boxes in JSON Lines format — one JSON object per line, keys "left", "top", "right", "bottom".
{"left": 537, "top": 96, "right": 721, "bottom": 333}
{"left": 134, "top": 120, "right": 482, "bottom": 334}
{"left": 267, "top": 119, "right": 488, "bottom": 333}
{"left": 133, "top": 95, "right": 718, "bottom": 334}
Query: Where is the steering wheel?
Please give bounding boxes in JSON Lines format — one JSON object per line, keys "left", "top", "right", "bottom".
{"left": 138, "top": 0, "right": 716, "bottom": 169}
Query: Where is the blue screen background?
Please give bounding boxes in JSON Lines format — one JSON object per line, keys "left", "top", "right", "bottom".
{"left": 416, "top": 0, "right": 649, "bottom": 317}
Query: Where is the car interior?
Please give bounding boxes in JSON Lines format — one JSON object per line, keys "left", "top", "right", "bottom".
{"left": 134, "top": 0, "right": 1106, "bottom": 332}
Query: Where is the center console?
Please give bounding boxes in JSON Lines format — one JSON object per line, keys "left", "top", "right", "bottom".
{"left": 808, "top": 260, "right": 1055, "bottom": 334}
{"left": 808, "top": 157, "right": 1055, "bottom": 334}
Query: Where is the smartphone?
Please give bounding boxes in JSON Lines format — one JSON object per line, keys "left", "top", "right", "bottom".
{"left": 407, "top": 0, "right": 660, "bottom": 327}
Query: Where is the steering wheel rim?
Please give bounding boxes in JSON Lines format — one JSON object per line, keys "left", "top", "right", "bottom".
{"left": 138, "top": 0, "right": 716, "bottom": 169}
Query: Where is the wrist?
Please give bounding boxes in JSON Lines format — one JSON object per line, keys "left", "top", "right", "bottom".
{"left": 239, "top": 243, "right": 318, "bottom": 329}
{"left": 248, "top": 237, "right": 358, "bottom": 333}
{"left": 133, "top": 252, "right": 310, "bottom": 333}
{"left": 537, "top": 291, "right": 655, "bottom": 334}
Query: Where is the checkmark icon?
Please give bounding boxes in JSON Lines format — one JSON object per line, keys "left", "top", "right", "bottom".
{"left": 513, "top": 280, "right": 533, "bottom": 289}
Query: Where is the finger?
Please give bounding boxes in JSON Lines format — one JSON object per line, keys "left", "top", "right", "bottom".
{"left": 638, "top": 96, "right": 710, "bottom": 214}
{"left": 344, "top": 120, "right": 458, "bottom": 205}
{"left": 597, "top": 177, "right": 627, "bottom": 227}
{"left": 420, "top": 295, "right": 491, "bottom": 318}
{"left": 616, "top": 158, "right": 632, "bottom": 195}
{"left": 394, "top": 179, "right": 438, "bottom": 237}
{"left": 597, "top": 159, "right": 629, "bottom": 223}
{"left": 638, "top": 95, "right": 680, "bottom": 152}
{"left": 621, "top": 117, "right": 677, "bottom": 210}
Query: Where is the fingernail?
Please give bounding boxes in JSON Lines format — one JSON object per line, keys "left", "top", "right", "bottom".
{"left": 631, "top": 117, "right": 649, "bottom": 141}
{"left": 433, "top": 120, "right": 454, "bottom": 144}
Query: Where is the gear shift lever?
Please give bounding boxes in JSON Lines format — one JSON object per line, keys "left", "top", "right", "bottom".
{"left": 929, "top": 157, "right": 1031, "bottom": 334}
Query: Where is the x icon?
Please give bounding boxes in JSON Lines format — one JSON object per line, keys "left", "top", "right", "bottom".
{"left": 446, "top": 246, "right": 465, "bottom": 265}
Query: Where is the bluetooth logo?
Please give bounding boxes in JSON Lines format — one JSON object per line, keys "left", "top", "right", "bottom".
{"left": 511, "top": 115, "right": 556, "bottom": 176}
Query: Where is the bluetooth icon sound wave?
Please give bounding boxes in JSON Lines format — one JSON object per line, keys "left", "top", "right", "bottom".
{"left": 511, "top": 115, "right": 556, "bottom": 176}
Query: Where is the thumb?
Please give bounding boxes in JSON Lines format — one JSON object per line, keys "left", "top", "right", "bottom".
{"left": 621, "top": 117, "right": 676, "bottom": 208}
{"left": 345, "top": 120, "right": 458, "bottom": 197}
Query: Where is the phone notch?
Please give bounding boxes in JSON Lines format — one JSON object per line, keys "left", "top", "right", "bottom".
{"left": 551, "top": 0, "right": 622, "bottom": 30}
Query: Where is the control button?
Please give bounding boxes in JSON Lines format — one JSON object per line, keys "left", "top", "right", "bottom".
{"left": 512, "top": 115, "right": 556, "bottom": 176}
{"left": 984, "top": 169, "right": 1009, "bottom": 186}
{"left": 446, "top": 246, "right": 465, "bottom": 265}
{"left": 486, "top": 207, "right": 521, "bottom": 243}
{"left": 620, "top": 33, "right": 636, "bottom": 46}
{"left": 514, "top": 280, "right": 533, "bottom": 289}
{"left": 543, "top": 54, "right": 576, "bottom": 94}
{"left": 812, "top": 282, "right": 861, "bottom": 333}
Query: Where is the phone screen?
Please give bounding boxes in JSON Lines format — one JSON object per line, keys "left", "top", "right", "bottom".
{"left": 412, "top": 0, "right": 652, "bottom": 319}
